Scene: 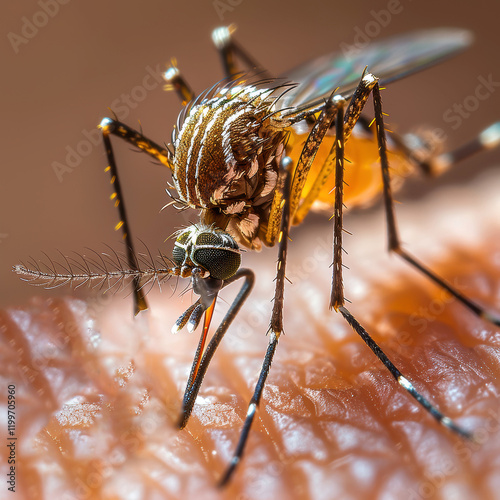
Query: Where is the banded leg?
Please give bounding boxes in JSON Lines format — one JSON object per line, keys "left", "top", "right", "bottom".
{"left": 328, "top": 82, "right": 476, "bottom": 440}
{"left": 99, "top": 118, "right": 173, "bottom": 315}
{"left": 223, "top": 90, "right": 366, "bottom": 483}
{"left": 211, "top": 25, "right": 270, "bottom": 78}
{"left": 371, "top": 82, "right": 500, "bottom": 327}
{"left": 339, "top": 307, "right": 474, "bottom": 439}
{"left": 374, "top": 115, "right": 500, "bottom": 177}
{"left": 288, "top": 95, "right": 344, "bottom": 222}
{"left": 219, "top": 158, "right": 294, "bottom": 487}
{"left": 293, "top": 73, "right": 378, "bottom": 226}
{"left": 162, "top": 63, "right": 195, "bottom": 105}
{"left": 432, "top": 122, "right": 500, "bottom": 174}
{"left": 265, "top": 94, "right": 344, "bottom": 245}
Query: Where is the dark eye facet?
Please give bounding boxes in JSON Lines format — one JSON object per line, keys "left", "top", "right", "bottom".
{"left": 192, "top": 230, "right": 241, "bottom": 280}
{"left": 171, "top": 226, "right": 241, "bottom": 279}
{"left": 192, "top": 247, "right": 241, "bottom": 280}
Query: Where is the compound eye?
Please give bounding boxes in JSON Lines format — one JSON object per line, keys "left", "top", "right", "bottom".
{"left": 172, "top": 230, "right": 191, "bottom": 266}
{"left": 192, "top": 231, "right": 241, "bottom": 280}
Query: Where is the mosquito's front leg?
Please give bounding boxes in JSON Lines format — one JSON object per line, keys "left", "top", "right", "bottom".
{"left": 99, "top": 118, "right": 173, "bottom": 314}
{"left": 218, "top": 157, "right": 293, "bottom": 486}
{"left": 162, "top": 63, "right": 195, "bottom": 105}
{"left": 98, "top": 64, "right": 201, "bottom": 314}
{"left": 176, "top": 268, "right": 255, "bottom": 429}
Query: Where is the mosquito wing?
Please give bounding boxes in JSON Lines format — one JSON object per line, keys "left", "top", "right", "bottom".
{"left": 278, "top": 28, "right": 472, "bottom": 116}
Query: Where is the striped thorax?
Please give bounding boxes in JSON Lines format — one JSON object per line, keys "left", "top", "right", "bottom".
{"left": 171, "top": 81, "right": 289, "bottom": 250}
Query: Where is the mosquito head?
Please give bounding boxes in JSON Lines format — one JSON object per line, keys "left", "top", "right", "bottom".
{"left": 171, "top": 225, "right": 241, "bottom": 332}
{"left": 172, "top": 224, "right": 241, "bottom": 281}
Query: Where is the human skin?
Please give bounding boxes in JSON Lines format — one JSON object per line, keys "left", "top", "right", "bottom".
{"left": 2, "top": 173, "right": 500, "bottom": 500}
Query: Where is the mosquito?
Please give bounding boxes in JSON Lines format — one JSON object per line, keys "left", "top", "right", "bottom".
{"left": 15, "top": 25, "right": 500, "bottom": 486}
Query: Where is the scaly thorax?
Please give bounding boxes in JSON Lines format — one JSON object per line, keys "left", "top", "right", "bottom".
{"left": 172, "top": 84, "right": 288, "bottom": 249}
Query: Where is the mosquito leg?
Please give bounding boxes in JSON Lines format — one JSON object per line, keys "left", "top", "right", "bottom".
{"left": 99, "top": 118, "right": 173, "bottom": 169}
{"left": 371, "top": 82, "right": 500, "bottom": 326}
{"left": 288, "top": 96, "right": 342, "bottom": 221}
{"left": 99, "top": 118, "right": 174, "bottom": 315}
{"left": 162, "top": 64, "right": 195, "bottom": 105}
{"left": 218, "top": 159, "right": 293, "bottom": 487}
{"left": 227, "top": 96, "right": 349, "bottom": 478}
{"left": 211, "top": 25, "right": 270, "bottom": 78}
{"left": 432, "top": 122, "right": 500, "bottom": 174}
{"left": 264, "top": 97, "right": 341, "bottom": 244}
{"left": 293, "top": 73, "right": 378, "bottom": 225}
{"left": 329, "top": 88, "right": 475, "bottom": 440}
{"left": 330, "top": 98, "right": 347, "bottom": 310}
{"left": 339, "top": 306, "right": 475, "bottom": 439}
{"left": 375, "top": 115, "right": 500, "bottom": 176}
{"left": 218, "top": 336, "right": 279, "bottom": 487}
{"left": 211, "top": 26, "right": 239, "bottom": 77}
{"left": 177, "top": 268, "right": 255, "bottom": 428}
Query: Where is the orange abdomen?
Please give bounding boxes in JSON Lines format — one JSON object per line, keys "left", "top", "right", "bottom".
{"left": 287, "top": 129, "right": 413, "bottom": 214}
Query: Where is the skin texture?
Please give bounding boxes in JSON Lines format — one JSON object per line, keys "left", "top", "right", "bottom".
{"left": 2, "top": 172, "right": 500, "bottom": 500}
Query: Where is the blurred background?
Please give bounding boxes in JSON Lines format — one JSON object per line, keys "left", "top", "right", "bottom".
{"left": 1, "top": 0, "right": 499, "bottom": 308}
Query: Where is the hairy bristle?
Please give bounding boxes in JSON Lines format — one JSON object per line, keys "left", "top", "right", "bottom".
{"left": 13, "top": 247, "right": 178, "bottom": 296}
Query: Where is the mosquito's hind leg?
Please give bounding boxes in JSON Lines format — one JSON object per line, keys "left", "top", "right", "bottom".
{"left": 431, "top": 122, "right": 500, "bottom": 174}
{"left": 368, "top": 112, "right": 500, "bottom": 177}
{"left": 328, "top": 86, "right": 476, "bottom": 440}
{"left": 211, "top": 25, "right": 270, "bottom": 78}
{"left": 99, "top": 118, "right": 173, "bottom": 315}
{"left": 370, "top": 82, "right": 500, "bottom": 327}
